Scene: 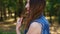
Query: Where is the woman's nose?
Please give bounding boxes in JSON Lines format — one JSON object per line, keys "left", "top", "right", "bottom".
{"left": 25, "top": 4, "right": 29, "bottom": 9}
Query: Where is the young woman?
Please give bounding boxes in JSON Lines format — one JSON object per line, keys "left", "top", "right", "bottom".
{"left": 16, "top": 0, "right": 50, "bottom": 34}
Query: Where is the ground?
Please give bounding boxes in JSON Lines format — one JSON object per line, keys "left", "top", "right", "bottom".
{"left": 0, "top": 22, "right": 60, "bottom": 34}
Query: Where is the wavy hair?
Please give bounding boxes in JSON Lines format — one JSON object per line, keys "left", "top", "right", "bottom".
{"left": 21, "top": 0, "right": 46, "bottom": 30}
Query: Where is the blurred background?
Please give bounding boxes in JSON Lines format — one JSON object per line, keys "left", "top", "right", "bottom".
{"left": 0, "top": 0, "right": 60, "bottom": 34}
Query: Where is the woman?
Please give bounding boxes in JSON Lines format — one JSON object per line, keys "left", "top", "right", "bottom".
{"left": 16, "top": 0, "right": 50, "bottom": 34}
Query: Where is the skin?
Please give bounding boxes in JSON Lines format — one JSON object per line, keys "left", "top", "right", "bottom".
{"left": 26, "top": 22, "right": 42, "bottom": 34}
{"left": 16, "top": 0, "right": 42, "bottom": 34}
{"left": 16, "top": 17, "right": 23, "bottom": 34}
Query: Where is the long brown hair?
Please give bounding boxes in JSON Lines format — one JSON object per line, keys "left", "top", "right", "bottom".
{"left": 21, "top": 0, "right": 46, "bottom": 30}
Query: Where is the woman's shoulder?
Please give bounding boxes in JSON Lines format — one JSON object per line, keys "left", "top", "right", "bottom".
{"left": 30, "top": 22, "right": 42, "bottom": 28}
{"left": 26, "top": 22, "right": 42, "bottom": 34}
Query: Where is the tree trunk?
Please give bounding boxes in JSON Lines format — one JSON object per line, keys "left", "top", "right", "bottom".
{"left": 0, "top": 0, "right": 3, "bottom": 21}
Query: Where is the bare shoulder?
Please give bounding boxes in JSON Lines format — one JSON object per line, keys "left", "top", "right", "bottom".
{"left": 30, "top": 22, "right": 42, "bottom": 27}
{"left": 26, "top": 22, "right": 42, "bottom": 34}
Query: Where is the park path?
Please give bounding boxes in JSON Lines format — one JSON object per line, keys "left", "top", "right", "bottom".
{"left": 0, "top": 22, "right": 60, "bottom": 34}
